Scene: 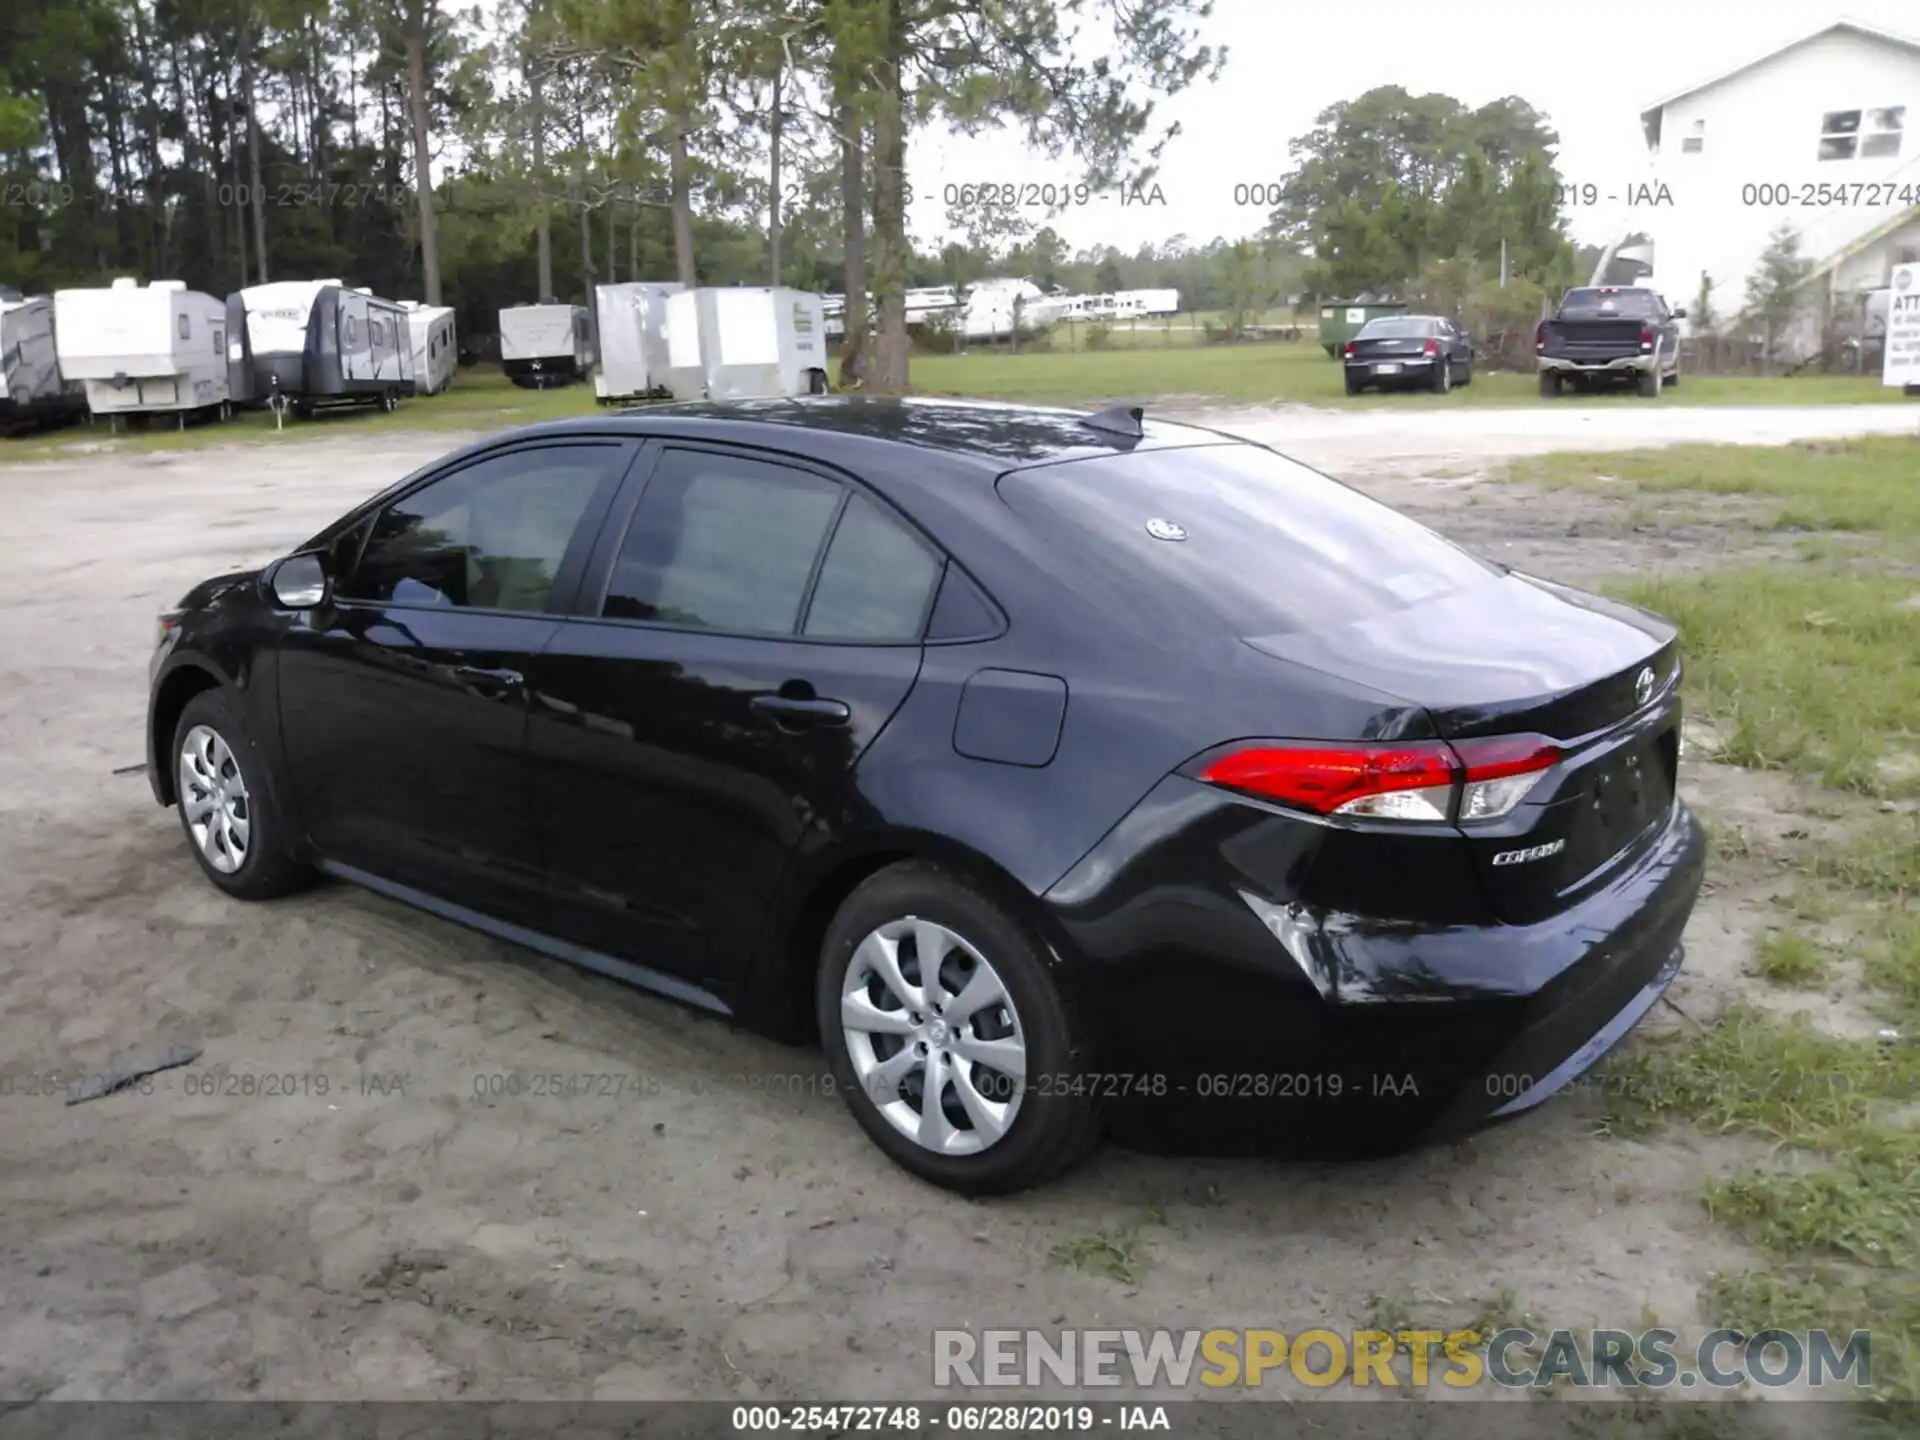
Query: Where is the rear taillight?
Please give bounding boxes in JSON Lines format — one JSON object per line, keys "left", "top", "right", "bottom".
{"left": 1534, "top": 322, "right": 1546, "bottom": 351}
{"left": 1639, "top": 325, "right": 1653, "bottom": 350}
{"left": 1422, "top": 337, "right": 1440, "bottom": 356}
{"left": 155, "top": 611, "right": 181, "bottom": 647}
{"left": 1342, "top": 341, "right": 1355, "bottom": 359}
{"left": 1198, "top": 735, "right": 1561, "bottom": 825}
{"left": 1452, "top": 734, "right": 1563, "bottom": 821}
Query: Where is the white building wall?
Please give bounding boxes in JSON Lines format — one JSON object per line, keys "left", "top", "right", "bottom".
{"left": 1625, "top": 28, "right": 1920, "bottom": 333}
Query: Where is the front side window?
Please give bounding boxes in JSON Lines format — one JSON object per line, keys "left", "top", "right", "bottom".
{"left": 603, "top": 450, "right": 844, "bottom": 635}
{"left": 344, "top": 444, "right": 622, "bottom": 612}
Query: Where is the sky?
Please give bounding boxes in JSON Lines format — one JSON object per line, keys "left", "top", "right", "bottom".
{"left": 903, "top": 0, "right": 1920, "bottom": 255}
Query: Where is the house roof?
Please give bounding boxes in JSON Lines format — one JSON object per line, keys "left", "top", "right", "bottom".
{"left": 1639, "top": 18, "right": 1920, "bottom": 129}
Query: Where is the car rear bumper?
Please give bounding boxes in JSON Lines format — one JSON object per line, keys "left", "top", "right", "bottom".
{"left": 1345, "top": 359, "right": 1440, "bottom": 380}
{"left": 1044, "top": 780, "right": 1707, "bottom": 1156}
{"left": 1538, "top": 354, "right": 1657, "bottom": 374}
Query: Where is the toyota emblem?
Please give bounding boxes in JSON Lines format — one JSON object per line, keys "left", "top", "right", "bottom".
{"left": 1634, "top": 666, "right": 1655, "bottom": 708}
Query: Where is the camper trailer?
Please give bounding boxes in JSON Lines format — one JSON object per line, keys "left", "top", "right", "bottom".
{"left": 662, "top": 287, "right": 829, "bottom": 401}
{"left": 52, "top": 278, "right": 231, "bottom": 426}
{"left": 0, "top": 287, "right": 87, "bottom": 432}
{"left": 592, "top": 282, "right": 683, "bottom": 403}
{"left": 398, "top": 301, "right": 458, "bottom": 395}
{"left": 499, "top": 302, "right": 593, "bottom": 387}
{"left": 956, "top": 278, "right": 1067, "bottom": 340}
{"left": 226, "top": 280, "right": 413, "bottom": 415}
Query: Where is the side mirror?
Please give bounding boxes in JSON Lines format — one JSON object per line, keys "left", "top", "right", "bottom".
{"left": 267, "top": 552, "right": 330, "bottom": 609}
{"left": 1672, "top": 307, "right": 1688, "bottom": 320}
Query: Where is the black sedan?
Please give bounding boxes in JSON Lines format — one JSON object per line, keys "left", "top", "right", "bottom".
{"left": 1343, "top": 315, "right": 1474, "bottom": 394}
{"left": 147, "top": 398, "right": 1704, "bottom": 1194}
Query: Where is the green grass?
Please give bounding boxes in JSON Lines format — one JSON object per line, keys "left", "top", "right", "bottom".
{"left": 909, "top": 342, "right": 1904, "bottom": 408}
{"left": 1749, "top": 932, "right": 1833, "bottom": 989}
{"left": 1612, "top": 569, "right": 1920, "bottom": 797}
{"left": 1501, "top": 437, "right": 1920, "bottom": 538}
{"left": 1601, "top": 1007, "right": 1919, "bottom": 1399}
{"left": 1557, "top": 434, "right": 1920, "bottom": 1402}
{"left": 4, "top": 347, "right": 1909, "bottom": 462}
{"left": 1050, "top": 1228, "right": 1145, "bottom": 1285}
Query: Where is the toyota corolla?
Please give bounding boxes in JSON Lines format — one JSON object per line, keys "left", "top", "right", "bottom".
{"left": 147, "top": 398, "right": 1705, "bottom": 1194}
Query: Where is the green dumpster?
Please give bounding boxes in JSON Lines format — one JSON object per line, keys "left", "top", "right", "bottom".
{"left": 1318, "top": 299, "right": 1409, "bottom": 358}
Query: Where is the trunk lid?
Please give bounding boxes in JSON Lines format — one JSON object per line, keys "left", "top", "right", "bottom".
{"left": 1242, "top": 575, "right": 1682, "bottom": 922}
{"left": 1545, "top": 317, "right": 1645, "bottom": 360}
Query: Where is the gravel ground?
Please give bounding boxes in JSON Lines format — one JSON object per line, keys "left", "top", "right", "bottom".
{"left": 0, "top": 402, "right": 1901, "bottom": 1410}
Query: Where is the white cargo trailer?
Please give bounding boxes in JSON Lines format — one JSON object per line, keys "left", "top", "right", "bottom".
{"left": 398, "top": 301, "right": 457, "bottom": 395}
{"left": 226, "top": 279, "right": 412, "bottom": 414}
{"left": 53, "top": 278, "right": 231, "bottom": 426}
{"left": 593, "top": 282, "right": 683, "bottom": 403}
{"left": 500, "top": 302, "right": 593, "bottom": 387}
{"left": 663, "top": 287, "right": 829, "bottom": 400}
{"left": 0, "top": 287, "right": 87, "bottom": 432}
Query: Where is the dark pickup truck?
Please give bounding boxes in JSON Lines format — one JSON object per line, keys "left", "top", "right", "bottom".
{"left": 1536, "top": 286, "right": 1684, "bottom": 397}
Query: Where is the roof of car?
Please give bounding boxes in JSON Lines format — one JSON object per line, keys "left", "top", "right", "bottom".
{"left": 498, "top": 396, "right": 1245, "bottom": 470}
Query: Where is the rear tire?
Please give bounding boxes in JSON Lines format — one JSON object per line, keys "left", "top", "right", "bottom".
{"left": 1343, "top": 373, "right": 1363, "bottom": 396}
{"left": 806, "top": 369, "right": 829, "bottom": 395}
{"left": 1430, "top": 358, "right": 1452, "bottom": 394}
{"left": 817, "top": 862, "right": 1100, "bottom": 1195}
{"left": 172, "top": 689, "right": 314, "bottom": 902}
{"left": 1539, "top": 372, "right": 1562, "bottom": 398}
{"left": 1637, "top": 369, "right": 1660, "bottom": 397}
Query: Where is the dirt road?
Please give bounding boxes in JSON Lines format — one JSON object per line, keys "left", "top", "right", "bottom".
{"left": 0, "top": 409, "right": 1885, "bottom": 1411}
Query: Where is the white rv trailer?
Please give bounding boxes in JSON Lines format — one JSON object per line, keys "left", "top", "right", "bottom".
{"left": 397, "top": 301, "right": 457, "bottom": 395}
{"left": 662, "top": 287, "right": 829, "bottom": 401}
{"left": 53, "top": 278, "right": 231, "bottom": 425}
{"left": 0, "top": 287, "right": 87, "bottom": 432}
{"left": 1112, "top": 288, "right": 1181, "bottom": 317}
{"left": 226, "top": 279, "right": 413, "bottom": 414}
{"left": 955, "top": 278, "right": 1069, "bottom": 339}
{"left": 500, "top": 302, "right": 593, "bottom": 387}
{"left": 592, "top": 282, "right": 683, "bottom": 403}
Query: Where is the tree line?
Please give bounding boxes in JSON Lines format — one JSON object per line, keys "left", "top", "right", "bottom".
{"left": 3, "top": 1, "right": 1601, "bottom": 386}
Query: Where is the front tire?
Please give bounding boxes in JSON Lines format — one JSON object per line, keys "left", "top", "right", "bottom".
{"left": 818, "top": 862, "right": 1100, "bottom": 1195}
{"left": 172, "top": 689, "right": 313, "bottom": 901}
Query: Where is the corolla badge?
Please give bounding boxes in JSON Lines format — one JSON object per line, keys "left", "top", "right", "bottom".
{"left": 1145, "top": 518, "right": 1187, "bottom": 541}
{"left": 1491, "top": 839, "right": 1565, "bottom": 867}
{"left": 1634, "top": 665, "right": 1655, "bottom": 708}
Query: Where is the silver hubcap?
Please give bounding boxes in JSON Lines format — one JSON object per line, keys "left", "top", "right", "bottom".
{"left": 840, "top": 917, "right": 1028, "bottom": 1156}
{"left": 178, "top": 724, "right": 251, "bottom": 874}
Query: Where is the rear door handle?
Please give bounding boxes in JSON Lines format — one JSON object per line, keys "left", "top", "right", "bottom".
{"left": 751, "top": 694, "right": 851, "bottom": 727}
{"left": 453, "top": 665, "right": 524, "bottom": 694}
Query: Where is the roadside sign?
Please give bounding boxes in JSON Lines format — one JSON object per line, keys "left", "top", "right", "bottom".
{"left": 1885, "top": 263, "right": 1920, "bottom": 387}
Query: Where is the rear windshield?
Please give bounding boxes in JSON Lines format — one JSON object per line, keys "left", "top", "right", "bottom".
{"left": 997, "top": 444, "right": 1502, "bottom": 635}
{"left": 1558, "top": 289, "right": 1658, "bottom": 319}
{"left": 1357, "top": 317, "right": 1435, "bottom": 338}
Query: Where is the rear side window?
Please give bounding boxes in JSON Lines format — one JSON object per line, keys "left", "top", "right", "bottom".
{"left": 1559, "top": 289, "right": 1658, "bottom": 319}
{"left": 604, "top": 450, "right": 842, "bottom": 634}
{"left": 996, "top": 444, "right": 1501, "bottom": 636}
{"left": 803, "top": 494, "right": 941, "bottom": 641}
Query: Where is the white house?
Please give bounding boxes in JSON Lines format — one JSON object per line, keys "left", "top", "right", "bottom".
{"left": 1611, "top": 18, "right": 1920, "bottom": 355}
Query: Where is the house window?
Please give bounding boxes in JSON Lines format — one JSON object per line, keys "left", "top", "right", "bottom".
{"left": 177, "top": 313, "right": 191, "bottom": 339}
{"left": 1819, "top": 110, "right": 1862, "bottom": 160}
{"left": 1681, "top": 119, "right": 1704, "bottom": 154}
{"left": 1863, "top": 106, "right": 1905, "bottom": 158}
